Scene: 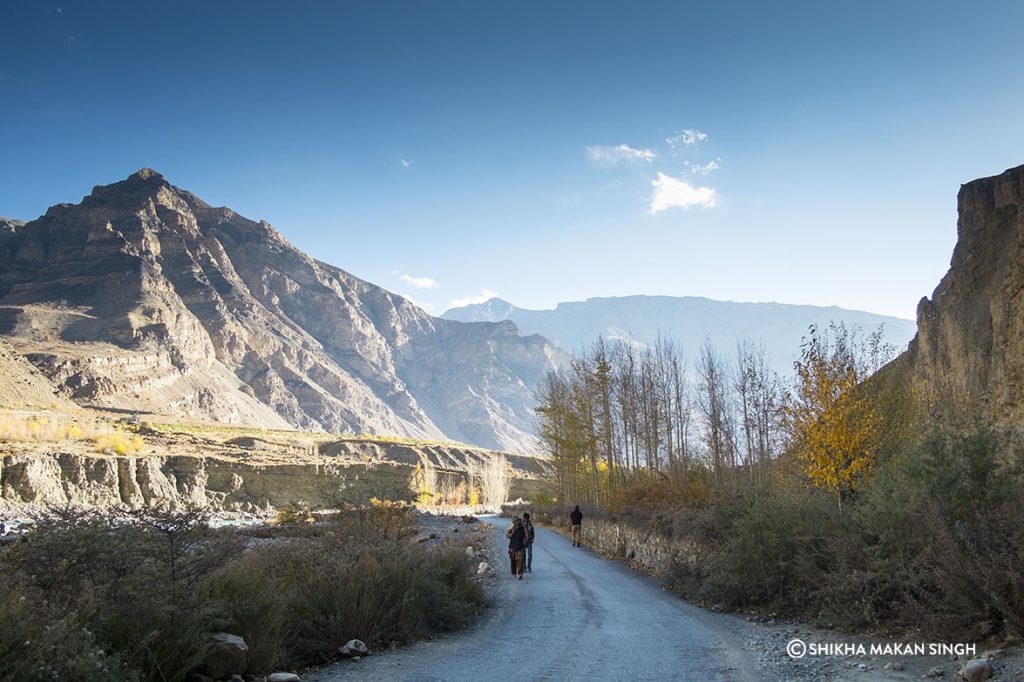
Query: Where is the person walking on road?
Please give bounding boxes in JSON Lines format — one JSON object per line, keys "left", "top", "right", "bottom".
{"left": 522, "top": 512, "right": 535, "bottom": 572}
{"left": 506, "top": 515, "right": 527, "bottom": 579}
{"left": 570, "top": 505, "right": 583, "bottom": 547}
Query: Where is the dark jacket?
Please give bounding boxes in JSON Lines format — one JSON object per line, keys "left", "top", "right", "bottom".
{"left": 523, "top": 521, "right": 535, "bottom": 545}
{"left": 570, "top": 509, "right": 583, "bottom": 525}
{"left": 507, "top": 523, "right": 526, "bottom": 551}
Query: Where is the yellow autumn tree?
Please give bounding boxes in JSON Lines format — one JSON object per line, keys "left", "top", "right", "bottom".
{"left": 784, "top": 323, "right": 891, "bottom": 510}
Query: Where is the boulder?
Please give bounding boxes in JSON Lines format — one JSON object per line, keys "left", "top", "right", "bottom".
{"left": 266, "top": 674, "right": 300, "bottom": 682}
{"left": 340, "top": 639, "right": 369, "bottom": 658}
{"left": 204, "top": 632, "right": 248, "bottom": 678}
{"left": 477, "top": 561, "right": 490, "bottom": 575}
{"left": 958, "top": 659, "right": 993, "bottom": 682}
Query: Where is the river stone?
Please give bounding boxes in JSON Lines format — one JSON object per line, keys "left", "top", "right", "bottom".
{"left": 340, "top": 639, "right": 369, "bottom": 658}
{"left": 267, "top": 674, "right": 300, "bottom": 682}
{"left": 958, "top": 658, "right": 993, "bottom": 682}
{"left": 204, "top": 632, "right": 248, "bottom": 678}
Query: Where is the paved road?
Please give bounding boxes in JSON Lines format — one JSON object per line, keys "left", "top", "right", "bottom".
{"left": 309, "top": 523, "right": 761, "bottom": 681}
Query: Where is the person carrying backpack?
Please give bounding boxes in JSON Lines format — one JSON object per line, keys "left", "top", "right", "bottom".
{"left": 506, "top": 516, "right": 527, "bottom": 579}
{"left": 522, "top": 512, "right": 536, "bottom": 572}
{"left": 570, "top": 505, "right": 583, "bottom": 547}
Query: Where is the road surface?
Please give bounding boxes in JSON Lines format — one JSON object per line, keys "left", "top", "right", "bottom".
{"left": 309, "top": 522, "right": 761, "bottom": 681}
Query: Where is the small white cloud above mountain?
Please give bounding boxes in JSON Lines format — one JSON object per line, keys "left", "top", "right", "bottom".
{"left": 686, "top": 159, "right": 720, "bottom": 175}
{"left": 400, "top": 273, "right": 438, "bottom": 289}
{"left": 449, "top": 288, "right": 500, "bottom": 308}
{"left": 665, "top": 128, "right": 708, "bottom": 149}
{"left": 400, "top": 159, "right": 413, "bottom": 168}
{"left": 586, "top": 144, "right": 656, "bottom": 166}
{"left": 649, "top": 172, "right": 718, "bottom": 213}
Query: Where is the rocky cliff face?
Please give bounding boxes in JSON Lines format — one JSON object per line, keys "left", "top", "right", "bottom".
{"left": 0, "top": 439, "right": 548, "bottom": 512}
{"left": 905, "top": 164, "right": 1024, "bottom": 431}
{"left": 0, "top": 170, "right": 561, "bottom": 451}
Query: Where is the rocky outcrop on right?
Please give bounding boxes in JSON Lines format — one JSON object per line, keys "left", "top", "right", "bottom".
{"left": 905, "top": 164, "right": 1024, "bottom": 431}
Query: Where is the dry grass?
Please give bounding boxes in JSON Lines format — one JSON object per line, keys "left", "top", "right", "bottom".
{"left": 0, "top": 410, "right": 147, "bottom": 456}
{"left": 142, "top": 419, "right": 486, "bottom": 451}
{"left": 92, "top": 431, "right": 145, "bottom": 455}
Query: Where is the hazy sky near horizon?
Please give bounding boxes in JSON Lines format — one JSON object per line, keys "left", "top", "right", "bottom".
{"left": 3, "top": 1, "right": 1023, "bottom": 321}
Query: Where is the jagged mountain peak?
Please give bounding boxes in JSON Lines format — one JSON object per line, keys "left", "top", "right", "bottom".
{"left": 130, "top": 167, "right": 163, "bottom": 181}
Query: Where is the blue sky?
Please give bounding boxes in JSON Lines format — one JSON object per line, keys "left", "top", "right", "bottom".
{"left": 3, "top": 1, "right": 1023, "bottom": 320}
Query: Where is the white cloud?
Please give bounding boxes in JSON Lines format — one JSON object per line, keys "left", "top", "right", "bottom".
{"left": 448, "top": 288, "right": 500, "bottom": 309}
{"left": 400, "top": 273, "right": 438, "bottom": 289}
{"left": 648, "top": 172, "right": 718, "bottom": 213}
{"left": 586, "top": 144, "right": 656, "bottom": 166}
{"left": 666, "top": 128, "right": 709, "bottom": 149}
{"left": 400, "top": 159, "right": 413, "bottom": 168}
{"left": 686, "top": 159, "right": 720, "bottom": 175}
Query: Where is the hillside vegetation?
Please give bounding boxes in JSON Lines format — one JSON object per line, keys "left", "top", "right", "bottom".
{"left": 533, "top": 325, "right": 1024, "bottom": 640}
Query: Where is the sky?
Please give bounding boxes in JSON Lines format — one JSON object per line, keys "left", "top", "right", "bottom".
{"left": 2, "top": 1, "right": 1023, "bottom": 321}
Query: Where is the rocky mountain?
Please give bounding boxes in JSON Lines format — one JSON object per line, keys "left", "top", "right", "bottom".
{"left": 0, "top": 169, "right": 562, "bottom": 452}
{"left": 444, "top": 295, "right": 917, "bottom": 377}
{"left": 902, "top": 163, "right": 1024, "bottom": 433}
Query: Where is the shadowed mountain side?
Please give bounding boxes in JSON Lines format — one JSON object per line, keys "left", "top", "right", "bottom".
{"left": 893, "top": 163, "right": 1024, "bottom": 437}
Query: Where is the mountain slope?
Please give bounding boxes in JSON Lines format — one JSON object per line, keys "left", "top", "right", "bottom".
{"left": 0, "top": 169, "right": 561, "bottom": 451}
{"left": 444, "top": 296, "right": 916, "bottom": 376}
{"left": 0, "top": 336, "right": 76, "bottom": 411}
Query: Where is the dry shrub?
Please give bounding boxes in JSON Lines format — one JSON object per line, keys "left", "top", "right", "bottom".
{"left": 657, "top": 427, "right": 1024, "bottom": 640}
{"left": 0, "top": 508, "right": 239, "bottom": 682}
{"left": 216, "top": 509, "right": 483, "bottom": 668}
{"left": 607, "top": 471, "right": 712, "bottom": 518}
{"left": 0, "top": 412, "right": 147, "bottom": 456}
{"left": 93, "top": 431, "right": 145, "bottom": 455}
{"left": 0, "top": 505, "right": 484, "bottom": 679}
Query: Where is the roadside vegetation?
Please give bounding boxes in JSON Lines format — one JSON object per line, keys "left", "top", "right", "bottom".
{"left": 0, "top": 503, "right": 484, "bottom": 682}
{"left": 533, "top": 324, "right": 1024, "bottom": 640}
{"left": 412, "top": 454, "right": 512, "bottom": 510}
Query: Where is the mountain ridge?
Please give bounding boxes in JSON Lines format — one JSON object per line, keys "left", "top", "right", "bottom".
{"left": 0, "top": 169, "right": 563, "bottom": 452}
{"left": 444, "top": 295, "right": 917, "bottom": 376}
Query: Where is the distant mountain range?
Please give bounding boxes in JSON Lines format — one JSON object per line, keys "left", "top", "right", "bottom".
{"left": 0, "top": 169, "right": 563, "bottom": 452}
{"left": 444, "top": 296, "right": 917, "bottom": 377}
